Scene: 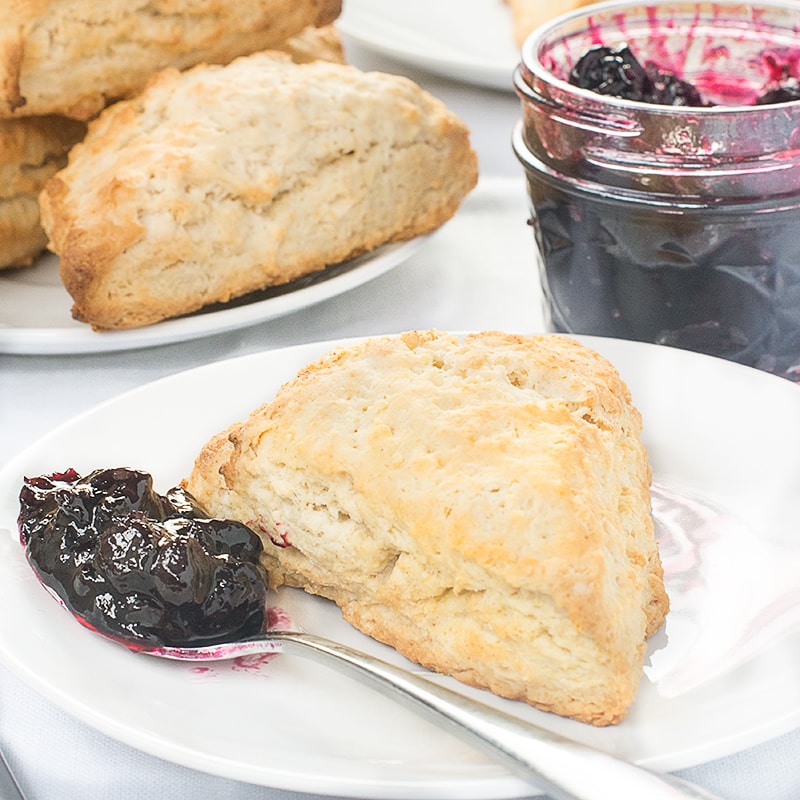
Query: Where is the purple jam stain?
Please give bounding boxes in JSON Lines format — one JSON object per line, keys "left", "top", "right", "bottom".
{"left": 232, "top": 653, "right": 277, "bottom": 671}
{"left": 186, "top": 606, "right": 295, "bottom": 680}
{"left": 17, "top": 468, "right": 270, "bottom": 649}
{"left": 254, "top": 519, "right": 291, "bottom": 548}
{"left": 187, "top": 653, "right": 278, "bottom": 680}
{"left": 265, "top": 606, "right": 294, "bottom": 630}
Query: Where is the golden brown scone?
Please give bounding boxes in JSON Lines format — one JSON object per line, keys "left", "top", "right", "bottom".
{"left": 184, "top": 331, "right": 669, "bottom": 726}
{"left": 277, "top": 24, "right": 346, "bottom": 65}
{"left": 39, "top": 53, "right": 478, "bottom": 331}
{"left": 0, "top": 0, "right": 342, "bottom": 119}
{"left": 0, "top": 114, "right": 85, "bottom": 269}
{"left": 503, "top": 0, "right": 597, "bottom": 45}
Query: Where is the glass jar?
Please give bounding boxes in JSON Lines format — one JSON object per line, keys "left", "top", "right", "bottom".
{"left": 513, "top": 0, "right": 800, "bottom": 381}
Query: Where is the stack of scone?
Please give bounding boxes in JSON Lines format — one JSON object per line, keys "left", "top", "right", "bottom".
{"left": 185, "top": 331, "right": 669, "bottom": 726}
{"left": 2, "top": 1, "right": 479, "bottom": 331}
{"left": 0, "top": 0, "right": 346, "bottom": 272}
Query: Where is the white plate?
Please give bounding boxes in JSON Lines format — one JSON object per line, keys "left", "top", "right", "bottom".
{"left": 0, "top": 240, "right": 422, "bottom": 355}
{"left": 0, "top": 334, "right": 799, "bottom": 799}
{"left": 338, "top": 0, "right": 521, "bottom": 91}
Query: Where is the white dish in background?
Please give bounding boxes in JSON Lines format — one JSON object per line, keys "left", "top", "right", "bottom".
{"left": 0, "top": 239, "right": 422, "bottom": 355}
{"left": 338, "top": 0, "right": 521, "bottom": 91}
{"left": 0, "top": 334, "right": 799, "bottom": 798}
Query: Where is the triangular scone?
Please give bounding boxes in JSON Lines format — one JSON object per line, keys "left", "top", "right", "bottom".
{"left": 0, "top": 0, "right": 342, "bottom": 119}
{"left": 39, "top": 54, "right": 478, "bottom": 330}
{"left": 503, "top": 0, "right": 598, "bottom": 45}
{"left": 184, "top": 331, "right": 669, "bottom": 726}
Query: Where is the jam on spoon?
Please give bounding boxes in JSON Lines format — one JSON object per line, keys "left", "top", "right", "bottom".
{"left": 18, "top": 467, "right": 269, "bottom": 649}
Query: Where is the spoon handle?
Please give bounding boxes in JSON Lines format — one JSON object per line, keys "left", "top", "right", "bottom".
{"left": 262, "top": 631, "right": 724, "bottom": 800}
{"left": 0, "top": 745, "right": 28, "bottom": 800}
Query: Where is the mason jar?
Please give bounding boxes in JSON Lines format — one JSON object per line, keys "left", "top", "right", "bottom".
{"left": 513, "top": 0, "right": 800, "bottom": 381}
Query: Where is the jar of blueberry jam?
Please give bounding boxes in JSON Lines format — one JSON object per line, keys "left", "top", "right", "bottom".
{"left": 513, "top": 0, "right": 800, "bottom": 380}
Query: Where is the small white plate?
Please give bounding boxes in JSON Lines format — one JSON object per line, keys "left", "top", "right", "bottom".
{"left": 0, "top": 334, "right": 799, "bottom": 798}
{"left": 338, "top": 0, "right": 521, "bottom": 91}
{"left": 0, "top": 240, "right": 422, "bottom": 355}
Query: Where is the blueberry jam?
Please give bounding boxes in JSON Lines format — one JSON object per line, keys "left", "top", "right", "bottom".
{"left": 569, "top": 44, "right": 800, "bottom": 107}
{"left": 569, "top": 45, "right": 709, "bottom": 106}
{"left": 527, "top": 186, "right": 800, "bottom": 380}
{"left": 18, "top": 468, "right": 269, "bottom": 649}
{"left": 514, "top": 3, "right": 800, "bottom": 382}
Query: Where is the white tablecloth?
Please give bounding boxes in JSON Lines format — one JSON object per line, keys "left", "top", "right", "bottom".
{"left": 0, "top": 32, "right": 798, "bottom": 800}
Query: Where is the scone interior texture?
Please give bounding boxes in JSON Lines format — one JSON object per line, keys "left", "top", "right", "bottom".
{"left": 184, "top": 331, "right": 669, "bottom": 726}
{"left": 0, "top": 0, "right": 343, "bottom": 119}
{"left": 39, "top": 54, "right": 478, "bottom": 330}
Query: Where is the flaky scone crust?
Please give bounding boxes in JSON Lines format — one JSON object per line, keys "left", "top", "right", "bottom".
{"left": 0, "top": 0, "right": 342, "bottom": 119}
{"left": 184, "top": 331, "right": 669, "bottom": 726}
{"left": 39, "top": 54, "right": 477, "bottom": 330}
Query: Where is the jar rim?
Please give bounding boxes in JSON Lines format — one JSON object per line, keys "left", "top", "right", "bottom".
{"left": 518, "top": 0, "right": 800, "bottom": 114}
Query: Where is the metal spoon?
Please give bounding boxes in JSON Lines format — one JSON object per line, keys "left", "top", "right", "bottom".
{"left": 0, "top": 744, "right": 28, "bottom": 800}
{"left": 139, "top": 629, "right": 725, "bottom": 800}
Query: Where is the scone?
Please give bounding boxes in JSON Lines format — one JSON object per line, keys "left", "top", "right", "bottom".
{"left": 0, "top": 23, "right": 340, "bottom": 275}
{"left": 184, "top": 331, "right": 669, "bottom": 726}
{"left": 39, "top": 54, "right": 478, "bottom": 330}
{"left": 503, "top": 0, "right": 597, "bottom": 45}
{"left": 0, "top": 115, "right": 86, "bottom": 269}
{"left": 0, "top": 0, "right": 342, "bottom": 119}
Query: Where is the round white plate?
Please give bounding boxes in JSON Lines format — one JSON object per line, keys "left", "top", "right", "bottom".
{"left": 0, "top": 240, "right": 422, "bottom": 355}
{"left": 338, "top": 0, "right": 521, "bottom": 91}
{"left": 0, "top": 334, "right": 799, "bottom": 799}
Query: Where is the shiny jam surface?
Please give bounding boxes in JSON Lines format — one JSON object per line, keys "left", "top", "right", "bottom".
{"left": 568, "top": 44, "right": 800, "bottom": 106}
{"left": 18, "top": 468, "right": 269, "bottom": 649}
{"left": 569, "top": 44, "right": 710, "bottom": 106}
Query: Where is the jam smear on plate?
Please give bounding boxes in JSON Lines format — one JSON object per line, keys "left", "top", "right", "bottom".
{"left": 18, "top": 467, "right": 269, "bottom": 649}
